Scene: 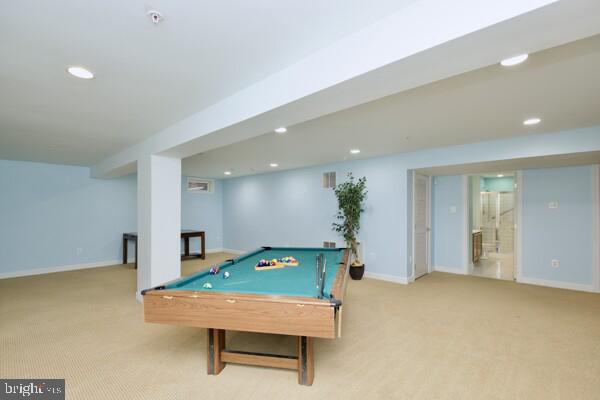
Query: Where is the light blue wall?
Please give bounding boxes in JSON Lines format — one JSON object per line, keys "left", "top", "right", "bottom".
{"left": 431, "top": 175, "right": 465, "bottom": 269}
{"left": 3, "top": 126, "right": 600, "bottom": 284}
{"left": 181, "top": 177, "right": 223, "bottom": 251}
{"left": 521, "top": 166, "right": 594, "bottom": 286}
{"left": 431, "top": 166, "right": 596, "bottom": 287}
{"left": 481, "top": 176, "right": 514, "bottom": 192}
{"left": 223, "top": 155, "right": 408, "bottom": 279}
{"left": 223, "top": 126, "right": 600, "bottom": 281}
{"left": 0, "top": 160, "right": 137, "bottom": 275}
{"left": 0, "top": 160, "right": 224, "bottom": 276}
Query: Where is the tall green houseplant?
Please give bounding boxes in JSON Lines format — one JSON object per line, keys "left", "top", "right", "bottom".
{"left": 332, "top": 173, "right": 367, "bottom": 267}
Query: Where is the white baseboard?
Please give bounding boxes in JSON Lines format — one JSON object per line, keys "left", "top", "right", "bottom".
{"left": 433, "top": 266, "right": 467, "bottom": 275}
{"left": 136, "top": 291, "right": 144, "bottom": 303}
{"left": 0, "top": 259, "right": 126, "bottom": 280}
{"left": 221, "top": 248, "right": 246, "bottom": 255}
{"left": 1, "top": 249, "right": 238, "bottom": 280}
{"left": 518, "top": 276, "right": 597, "bottom": 293}
{"left": 363, "top": 271, "right": 409, "bottom": 284}
{"left": 205, "top": 248, "right": 224, "bottom": 254}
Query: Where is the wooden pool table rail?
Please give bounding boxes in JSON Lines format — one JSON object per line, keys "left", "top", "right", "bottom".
{"left": 143, "top": 289, "right": 338, "bottom": 338}
{"left": 142, "top": 248, "right": 350, "bottom": 338}
{"left": 142, "top": 247, "right": 350, "bottom": 385}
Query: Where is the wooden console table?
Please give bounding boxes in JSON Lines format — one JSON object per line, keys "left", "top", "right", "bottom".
{"left": 122, "top": 229, "right": 206, "bottom": 269}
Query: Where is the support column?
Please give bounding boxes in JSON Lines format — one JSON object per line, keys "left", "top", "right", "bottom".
{"left": 136, "top": 154, "right": 181, "bottom": 300}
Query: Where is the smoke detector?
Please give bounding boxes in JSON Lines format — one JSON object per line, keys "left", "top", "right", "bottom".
{"left": 147, "top": 10, "right": 164, "bottom": 24}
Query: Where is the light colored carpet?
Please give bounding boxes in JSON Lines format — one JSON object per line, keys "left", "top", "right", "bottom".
{"left": 1, "top": 254, "right": 600, "bottom": 399}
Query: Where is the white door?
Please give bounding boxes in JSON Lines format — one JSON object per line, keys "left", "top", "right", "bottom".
{"left": 414, "top": 174, "right": 430, "bottom": 279}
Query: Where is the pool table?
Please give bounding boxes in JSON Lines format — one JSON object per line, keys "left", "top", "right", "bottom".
{"left": 142, "top": 246, "right": 351, "bottom": 385}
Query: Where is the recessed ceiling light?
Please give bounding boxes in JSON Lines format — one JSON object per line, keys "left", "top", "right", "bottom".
{"left": 350, "top": 149, "right": 361, "bottom": 154}
{"left": 497, "top": 174, "right": 504, "bottom": 178}
{"left": 269, "top": 163, "right": 279, "bottom": 168}
{"left": 523, "top": 117, "right": 541, "bottom": 126}
{"left": 500, "top": 54, "right": 528, "bottom": 67}
{"left": 224, "top": 171, "right": 232, "bottom": 175}
{"left": 66, "top": 66, "right": 94, "bottom": 79}
{"left": 274, "top": 127, "right": 287, "bottom": 134}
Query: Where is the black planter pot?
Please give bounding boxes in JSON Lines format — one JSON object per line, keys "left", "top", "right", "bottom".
{"left": 349, "top": 264, "right": 365, "bottom": 280}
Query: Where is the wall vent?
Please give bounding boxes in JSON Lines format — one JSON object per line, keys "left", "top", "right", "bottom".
{"left": 323, "top": 241, "right": 336, "bottom": 248}
{"left": 186, "top": 177, "right": 214, "bottom": 193}
{"left": 322, "top": 171, "right": 336, "bottom": 189}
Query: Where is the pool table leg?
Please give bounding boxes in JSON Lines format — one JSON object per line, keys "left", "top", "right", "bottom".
{"left": 297, "top": 336, "right": 314, "bottom": 386}
{"left": 207, "top": 328, "right": 226, "bottom": 375}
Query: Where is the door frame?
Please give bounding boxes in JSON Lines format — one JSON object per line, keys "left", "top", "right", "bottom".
{"left": 593, "top": 165, "right": 600, "bottom": 292}
{"left": 411, "top": 171, "right": 432, "bottom": 280}
{"left": 514, "top": 171, "right": 523, "bottom": 282}
{"left": 463, "top": 172, "right": 520, "bottom": 280}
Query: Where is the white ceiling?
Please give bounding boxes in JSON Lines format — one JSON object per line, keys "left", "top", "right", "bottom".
{"left": 183, "top": 35, "right": 600, "bottom": 178}
{"left": 0, "top": 0, "right": 415, "bottom": 165}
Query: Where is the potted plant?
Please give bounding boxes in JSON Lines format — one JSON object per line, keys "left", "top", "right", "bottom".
{"left": 332, "top": 173, "right": 368, "bottom": 280}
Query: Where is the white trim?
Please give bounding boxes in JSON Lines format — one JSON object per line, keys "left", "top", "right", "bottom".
{"left": 363, "top": 271, "right": 409, "bottom": 284}
{"left": 0, "top": 259, "right": 124, "bottom": 280}
{"left": 411, "top": 169, "right": 415, "bottom": 281}
{"left": 0, "top": 248, "right": 235, "bottom": 280}
{"left": 592, "top": 165, "right": 600, "bottom": 292}
{"left": 433, "top": 265, "right": 468, "bottom": 275}
{"left": 221, "top": 248, "right": 246, "bottom": 255}
{"left": 184, "top": 248, "right": 238, "bottom": 255}
{"left": 462, "top": 175, "right": 469, "bottom": 274}
{"left": 204, "top": 248, "right": 224, "bottom": 254}
{"left": 518, "top": 276, "right": 596, "bottom": 293}
{"left": 428, "top": 175, "right": 433, "bottom": 274}
{"left": 411, "top": 172, "right": 431, "bottom": 281}
{"left": 515, "top": 171, "right": 524, "bottom": 282}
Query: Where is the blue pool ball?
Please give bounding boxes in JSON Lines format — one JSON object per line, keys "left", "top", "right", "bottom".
{"left": 223, "top": 271, "right": 230, "bottom": 279}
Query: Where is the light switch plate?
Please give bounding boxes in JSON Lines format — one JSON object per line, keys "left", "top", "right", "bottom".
{"left": 449, "top": 206, "right": 457, "bottom": 214}
{"left": 548, "top": 201, "right": 559, "bottom": 209}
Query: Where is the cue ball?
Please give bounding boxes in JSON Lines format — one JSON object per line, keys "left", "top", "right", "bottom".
{"left": 223, "top": 271, "right": 230, "bottom": 279}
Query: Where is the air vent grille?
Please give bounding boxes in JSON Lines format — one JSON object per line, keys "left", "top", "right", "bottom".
{"left": 323, "top": 171, "right": 336, "bottom": 189}
{"left": 186, "top": 177, "right": 214, "bottom": 193}
{"left": 323, "top": 241, "right": 336, "bottom": 248}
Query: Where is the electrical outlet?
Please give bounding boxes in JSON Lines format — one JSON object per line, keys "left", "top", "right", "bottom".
{"left": 548, "top": 201, "right": 559, "bottom": 209}
{"left": 76, "top": 247, "right": 83, "bottom": 255}
{"left": 551, "top": 259, "right": 560, "bottom": 268}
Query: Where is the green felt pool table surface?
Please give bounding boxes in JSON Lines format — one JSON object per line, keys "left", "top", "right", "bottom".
{"left": 166, "top": 247, "right": 344, "bottom": 298}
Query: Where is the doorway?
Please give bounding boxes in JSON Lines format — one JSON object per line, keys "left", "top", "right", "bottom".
{"left": 468, "top": 174, "right": 516, "bottom": 281}
{"left": 413, "top": 173, "right": 431, "bottom": 279}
